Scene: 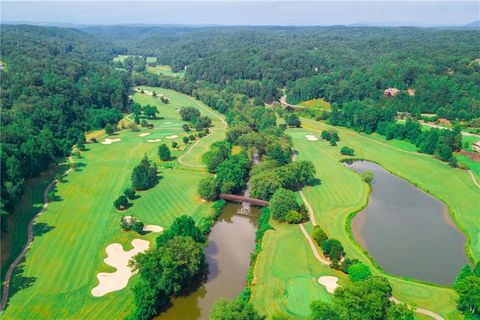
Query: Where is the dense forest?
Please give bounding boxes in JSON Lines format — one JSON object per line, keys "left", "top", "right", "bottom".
{"left": 86, "top": 25, "right": 480, "bottom": 119}
{"left": 0, "top": 25, "right": 130, "bottom": 215}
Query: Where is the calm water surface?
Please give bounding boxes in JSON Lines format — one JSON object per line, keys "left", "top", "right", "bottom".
{"left": 345, "top": 161, "right": 468, "bottom": 285}
{"left": 155, "top": 203, "right": 259, "bottom": 320}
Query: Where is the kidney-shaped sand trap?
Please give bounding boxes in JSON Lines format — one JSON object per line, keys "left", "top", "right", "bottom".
{"left": 138, "top": 132, "right": 150, "bottom": 137}
{"left": 166, "top": 135, "right": 179, "bottom": 139}
{"left": 305, "top": 135, "right": 318, "bottom": 141}
{"left": 143, "top": 225, "right": 164, "bottom": 232}
{"left": 101, "top": 138, "right": 121, "bottom": 145}
{"left": 91, "top": 239, "right": 149, "bottom": 297}
{"left": 318, "top": 276, "right": 339, "bottom": 293}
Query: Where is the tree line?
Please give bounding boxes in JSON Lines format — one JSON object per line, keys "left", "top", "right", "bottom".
{"left": 1, "top": 25, "right": 130, "bottom": 216}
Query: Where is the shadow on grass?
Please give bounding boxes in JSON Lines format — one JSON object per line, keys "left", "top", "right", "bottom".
{"left": 72, "top": 161, "right": 87, "bottom": 173}
{"left": 32, "top": 223, "right": 55, "bottom": 238}
{"left": 2, "top": 257, "right": 37, "bottom": 311}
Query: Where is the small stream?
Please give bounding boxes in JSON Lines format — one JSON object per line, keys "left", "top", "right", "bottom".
{"left": 345, "top": 160, "right": 468, "bottom": 285}
{"left": 155, "top": 203, "right": 259, "bottom": 320}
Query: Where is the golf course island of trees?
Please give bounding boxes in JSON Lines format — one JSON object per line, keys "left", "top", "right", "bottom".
{"left": 1, "top": 23, "right": 479, "bottom": 320}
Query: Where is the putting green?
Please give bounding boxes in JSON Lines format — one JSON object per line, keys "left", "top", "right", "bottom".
{"left": 1, "top": 89, "right": 225, "bottom": 319}
{"left": 251, "top": 222, "right": 344, "bottom": 319}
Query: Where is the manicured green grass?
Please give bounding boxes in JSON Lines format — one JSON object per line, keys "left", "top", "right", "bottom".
{"left": 0, "top": 163, "right": 66, "bottom": 281}
{"left": 462, "top": 135, "right": 480, "bottom": 152}
{"left": 1, "top": 89, "right": 225, "bottom": 319}
{"left": 133, "top": 86, "right": 227, "bottom": 167}
{"left": 145, "top": 56, "right": 157, "bottom": 64}
{"left": 282, "top": 117, "right": 480, "bottom": 319}
{"left": 299, "top": 98, "right": 331, "bottom": 110}
{"left": 251, "top": 222, "right": 346, "bottom": 319}
{"left": 146, "top": 65, "right": 185, "bottom": 78}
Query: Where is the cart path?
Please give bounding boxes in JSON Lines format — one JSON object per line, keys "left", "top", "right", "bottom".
{"left": 298, "top": 177, "right": 445, "bottom": 320}
{"left": 1, "top": 166, "right": 73, "bottom": 311}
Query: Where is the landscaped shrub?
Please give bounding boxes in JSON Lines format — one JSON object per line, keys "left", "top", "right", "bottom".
{"left": 120, "top": 216, "right": 133, "bottom": 231}
{"left": 311, "top": 226, "right": 328, "bottom": 246}
{"left": 114, "top": 195, "right": 129, "bottom": 210}
{"left": 347, "top": 262, "right": 372, "bottom": 282}
{"left": 361, "top": 170, "right": 374, "bottom": 184}
{"left": 340, "top": 146, "right": 355, "bottom": 156}
{"left": 124, "top": 188, "right": 136, "bottom": 200}
{"left": 285, "top": 210, "right": 303, "bottom": 224}
{"left": 132, "top": 221, "right": 145, "bottom": 234}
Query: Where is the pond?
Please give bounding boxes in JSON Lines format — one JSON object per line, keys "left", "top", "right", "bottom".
{"left": 345, "top": 160, "right": 468, "bottom": 285}
{"left": 155, "top": 203, "right": 259, "bottom": 319}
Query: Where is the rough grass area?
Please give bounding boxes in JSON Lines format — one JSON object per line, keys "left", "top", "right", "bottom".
{"left": 1, "top": 88, "right": 225, "bottom": 319}
{"left": 299, "top": 98, "right": 331, "bottom": 110}
{"left": 251, "top": 222, "right": 346, "bottom": 319}
{"left": 146, "top": 65, "right": 185, "bottom": 78}
{"left": 281, "top": 117, "right": 479, "bottom": 319}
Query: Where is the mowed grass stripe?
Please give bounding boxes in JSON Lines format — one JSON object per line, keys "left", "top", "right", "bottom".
{"left": 2, "top": 88, "right": 225, "bottom": 319}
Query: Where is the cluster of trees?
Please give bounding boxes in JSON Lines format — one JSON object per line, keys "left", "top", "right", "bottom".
{"left": 209, "top": 298, "right": 264, "bottom": 320}
{"left": 120, "top": 215, "right": 144, "bottom": 234}
{"left": 321, "top": 129, "right": 341, "bottom": 146}
{"left": 376, "top": 119, "right": 461, "bottom": 165}
{"left": 179, "top": 106, "right": 212, "bottom": 130}
{"left": 131, "top": 102, "right": 159, "bottom": 122}
{"left": 312, "top": 225, "right": 372, "bottom": 276}
{"left": 1, "top": 25, "right": 130, "bottom": 215}
{"left": 310, "top": 276, "right": 416, "bottom": 320}
{"left": 269, "top": 188, "right": 309, "bottom": 223}
{"left": 331, "top": 101, "right": 462, "bottom": 165}
{"left": 131, "top": 155, "right": 159, "bottom": 191}
{"left": 250, "top": 160, "right": 315, "bottom": 200}
{"left": 129, "top": 216, "right": 207, "bottom": 320}
{"left": 454, "top": 263, "right": 480, "bottom": 317}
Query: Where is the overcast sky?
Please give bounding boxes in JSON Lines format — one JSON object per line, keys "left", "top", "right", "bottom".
{"left": 1, "top": 1, "right": 479, "bottom": 27}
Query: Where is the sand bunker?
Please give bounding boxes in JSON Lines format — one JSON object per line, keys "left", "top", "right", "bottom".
{"left": 138, "top": 133, "right": 150, "bottom": 137}
{"left": 318, "top": 276, "right": 339, "bottom": 293}
{"left": 143, "top": 225, "right": 164, "bottom": 233}
{"left": 146, "top": 139, "right": 162, "bottom": 143}
{"left": 91, "top": 239, "right": 149, "bottom": 297}
{"left": 101, "top": 138, "right": 121, "bottom": 145}
{"left": 166, "top": 135, "right": 178, "bottom": 139}
{"left": 305, "top": 135, "right": 318, "bottom": 141}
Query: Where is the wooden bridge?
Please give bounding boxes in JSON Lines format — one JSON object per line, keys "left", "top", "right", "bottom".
{"left": 219, "top": 194, "right": 269, "bottom": 207}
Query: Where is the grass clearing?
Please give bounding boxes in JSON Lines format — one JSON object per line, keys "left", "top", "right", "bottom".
{"left": 146, "top": 65, "right": 185, "bottom": 78}
{"left": 299, "top": 98, "right": 331, "bottom": 110}
{"left": 282, "top": 117, "right": 480, "bottom": 319}
{"left": 1, "top": 88, "right": 225, "bottom": 319}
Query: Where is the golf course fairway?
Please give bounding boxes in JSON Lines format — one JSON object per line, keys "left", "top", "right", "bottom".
{"left": 0, "top": 88, "right": 225, "bottom": 319}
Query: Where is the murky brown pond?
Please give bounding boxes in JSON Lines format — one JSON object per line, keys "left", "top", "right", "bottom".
{"left": 345, "top": 160, "right": 468, "bottom": 285}
{"left": 155, "top": 203, "right": 259, "bottom": 320}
